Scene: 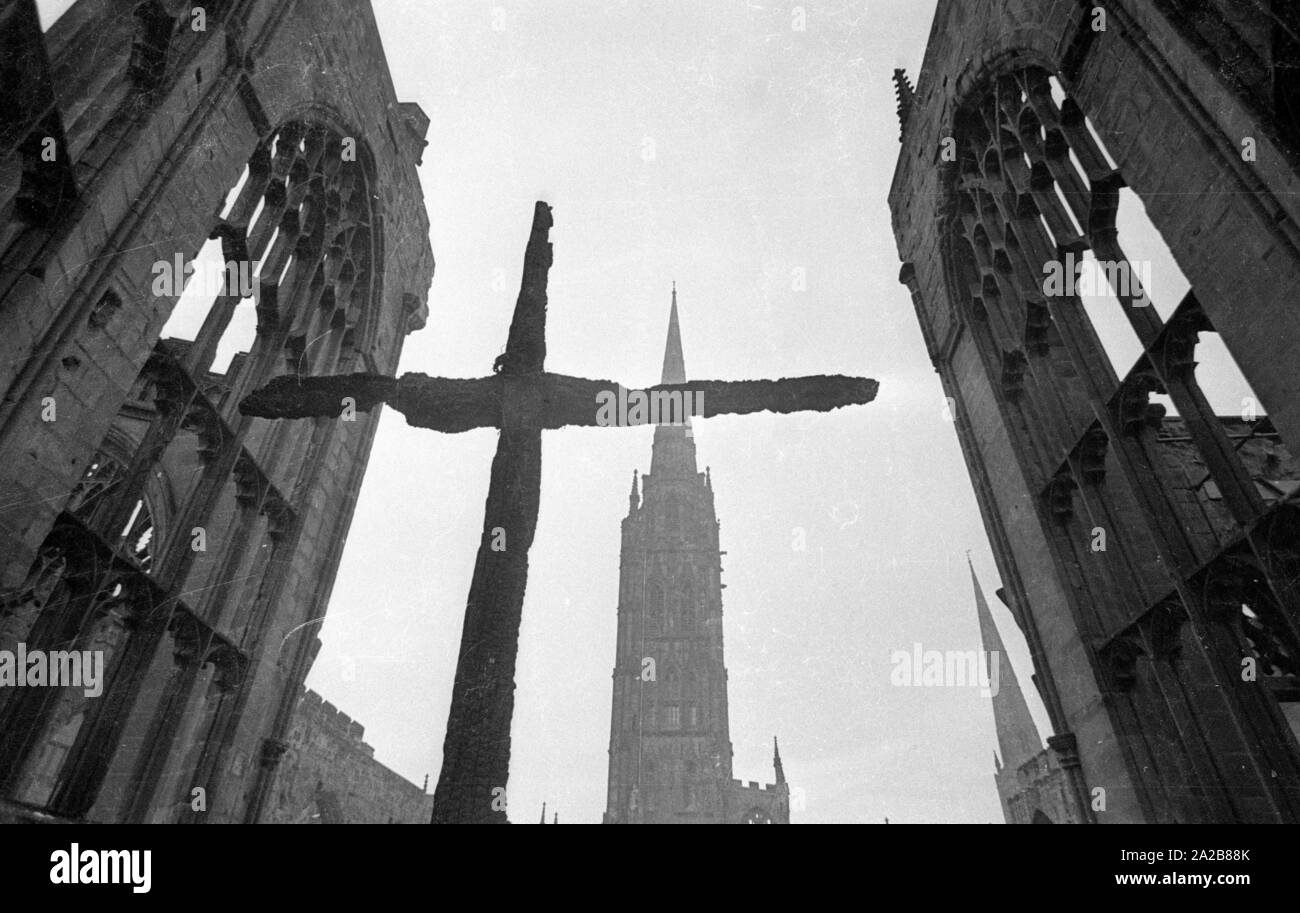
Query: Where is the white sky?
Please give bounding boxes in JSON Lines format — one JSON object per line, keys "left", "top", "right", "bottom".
{"left": 36, "top": 0, "right": 1263, "bottom": 823}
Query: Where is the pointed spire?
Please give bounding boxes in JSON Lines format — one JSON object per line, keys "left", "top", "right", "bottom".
{"left": 892, "top": 68, "right": 915, "bottom": 141}
{"left": 773, "top": 736, "right": 786, "bottom": 785}
{"left": 661, "top": 283, "right": 686, "bottom": 385}
{"left": 553, "top": 811, "right": 558, "bottom": 824}
{"left": 969, "top": 556, "right": 1043, "bottom": 771}
{"left": 539, "top": 801, "right": 546, "bottom": 824}
{"left": 650, "top": 286, "right": 698, "bottom": 477}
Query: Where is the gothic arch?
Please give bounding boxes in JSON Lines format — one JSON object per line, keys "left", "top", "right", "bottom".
{"left": 938, "top": 52, "right": 1300, "bottom": 819}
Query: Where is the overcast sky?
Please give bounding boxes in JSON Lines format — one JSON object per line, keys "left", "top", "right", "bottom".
{"left": 37, "top": 0, "right": 1262, "bottom": 823}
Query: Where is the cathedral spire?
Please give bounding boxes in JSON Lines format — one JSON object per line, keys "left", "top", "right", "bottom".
{"left": 650, "top": 286, "right": 698, "bottom": 477}
{"left": 773, "top": 736, "right": 786, "bottom": 785}
{"left": 661, "top": 282, "right": 686, "bottom": 385}
{"left": 539, "top": 801, "right": 546, "bottom": 824}
{"left": 629, "top": 469, "right": 640, "bottom": 510}
{"left": 970, "top": 556, "right": 1042, "bottom": 771}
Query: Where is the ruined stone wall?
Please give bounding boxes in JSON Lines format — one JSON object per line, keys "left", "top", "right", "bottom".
{"left": 891, "top": 0, "right": 1300, "bottom": 822}
{"left": 997, "top": 749, "right": 1081, "bottom": 824}
{"left": 0, "top": 0, "right": 432, "bottom": 823}
{"left": 265, "top": 689, "right": 433, "bottom": 824}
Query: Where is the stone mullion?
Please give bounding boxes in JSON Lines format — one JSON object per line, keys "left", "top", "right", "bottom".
{"left": 119, "top": 615, "right": 207, "bottom": 822}
{"left": 1154, "top": 317, "right": 1266, "bottom": 528}
{"left": 958, "top": 220, "right": 1058, "bottom": 492}
{"left": 1015, "top": 191, "right": 1300, "bottom": 818}
{"left": 998, "top": 174, "right": 1165, "bottom": 616}
{"left": 0, "top": 546, "right": 68, "bottom": 661}
{"left": 1244, "top": 530, "right": 1300, "bottom": 667}
{"left": 244, "top": 181, "right": 287, "bottom": 266}
{"left": 958, "top": 206, "right": 1127, "bottom": 723}
{"left": 229, "top": 493, "right": 295, "bottom": 647}
{"left": 1018, "top": 114, "right": 1092, "bottom": 230}
{"left": 1025, "top": 91, "right": 1113, "bottom": 194}
{"left": 225, "top": 146, "right": 272, "bottom": 228}
{"left": 186, "top": 293, "right": 244, "bottom": 379}
{"left": 0, "top": 554, "right": 100, "bottom": 788}
{"left": 998, "top": 199, "right": 1148, "bottom": 635}
{"left": 171, "top": 611, "right": 259, "bottom": 827}
{"left": 239, "top": 416, "right": 349, "bottom": 823}
{"left": 1089, "top": 623, "right": 1201, "bottom": 821}
{"left": 1192, "top": 584, "right": 1300, "bottom": 820}
{"left": 246, "top": 133, "right": 299, "bottom": 266}
{"left": 307, "top": 318, "right": 346, "bottom": 377}
{"left": 119, "top": 413, "right": 287, "bottom": 822}
{"left": 1093, "top": 232, "right": 1265, "bottom": 529}
{"left": 98, "top": 362, "right": 194, "bottom": 546}
{"left": 176, "top": 665, "right": 242, "bottom": 824}
{"left": 203, "top": 456, "right": 269, "bottom": 632}
{"left": 242, "top": 260, "right": 333, "bottom": 482}
{"left": 1067, "top": 437, "right": 1168, "bottom": 635}
{"left": 212, "top": 510, "right": 271, "bottom": 641}
{"left": 1003, "top": 201, "right": 1227, "bottom": 816}
{"left": 1003, "top": 159, "right": 1118, "bottom": 393}
{"left": 1139, "top": 615, "right": 1242, "bottom": 821}
{"left": 1009, "top": 179, "right": 1210, "bottom": 602}
{"left": 38, "top": 575, "right": 150, "bottom": 818}
{"left": 1014, "top": 84, "right": 1095, "bottom": 220}
{"left": 989, "top": 188, "right": 1089, "bottom": 463}
{"left": 130, "top": 623, "right": 243, "bottom": 824}
{"left": 108, "top": 401, "right": 265, "bottom": 814}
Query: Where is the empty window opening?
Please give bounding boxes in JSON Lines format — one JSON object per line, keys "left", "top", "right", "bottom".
{"left": 218, "top": 164, "right": 251, "bottom": 221}
{"left": 1048, "top": 75, "right": 1067, "bottom": 108}
{"left": 1195, "top": 331, "right": 1263, "bottom": 419}
{"left": 255, "top": 228, "right": 281, "bottom": 275}
{"left": 1077, "top": 249, "right": 1145, "bottom": 382}
{"left": 210, "top": 298, "right": 258, "bottom": 376}
{"left": 1054, "top": 183, "right": 1084, "bottom": 238}
{"left": 1113, "top": 188, "right": 1190, "bottom": 321}
{"left": 246, "top": 194, "right": 266, "bottom": 235}
{"left": 1083, "top": 117, "right": 1119, "bottom": 171}
{"left": 160, "top": 236, "right": 226, "bottom": 341}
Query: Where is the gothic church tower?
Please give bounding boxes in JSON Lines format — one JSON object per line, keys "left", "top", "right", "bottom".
{"left": 603, "top": 289, "right": 789, "bottom": 824}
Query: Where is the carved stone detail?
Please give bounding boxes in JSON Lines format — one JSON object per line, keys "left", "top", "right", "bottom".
{"left": 1116, "top": 372, "right": 1167, "bottom": 434}
{"left": 1078, "top": 426, "right": 1109, "bottom": 484}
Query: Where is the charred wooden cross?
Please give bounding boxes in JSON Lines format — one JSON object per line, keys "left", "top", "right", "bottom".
{"left": 240, "top": 202, "right": 878, "bottom": 823}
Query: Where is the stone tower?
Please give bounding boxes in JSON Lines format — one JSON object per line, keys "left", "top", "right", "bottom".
{"left": 0, "top": 0, "right": 432, "bottom": 822}
{"left": 603, "top": 289, "right": 789, "bottom": 824}
{"left": 971, "top": 560, "right": 1080, "bottom": 824}
{"left": 891, "top": 1, "right": 1300, "bottom": 822}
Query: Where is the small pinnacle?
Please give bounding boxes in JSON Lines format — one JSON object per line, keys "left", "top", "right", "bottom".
{"left": 892, "top": 68, "right": 915, "bottom": 140}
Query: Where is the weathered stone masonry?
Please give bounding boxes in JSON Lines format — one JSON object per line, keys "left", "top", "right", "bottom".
{"left": 266, "top": 688, "right": 434, "bottom": 824}
{"left": 892, "top": 0, "right": 1300, "bottom": 822}
{"left": 0, "top": 0, "right": 432, "bottom": 823}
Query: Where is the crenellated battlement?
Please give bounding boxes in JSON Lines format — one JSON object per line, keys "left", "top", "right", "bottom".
{"left": 300, "top": 689, "right": 367, "bottom": 746}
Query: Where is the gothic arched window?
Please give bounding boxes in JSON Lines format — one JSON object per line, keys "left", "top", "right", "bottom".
{"left": 678, "top": 576, "right": 695, "bottom": 632}
{"left": 162, "top": 119, "right": 380, "bottom": 386}
{"left": 945, "top": 63, "right": 1300, "bottom": 790}
{"left": 646, "top": 581, "right": 664, "bottom": 631}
